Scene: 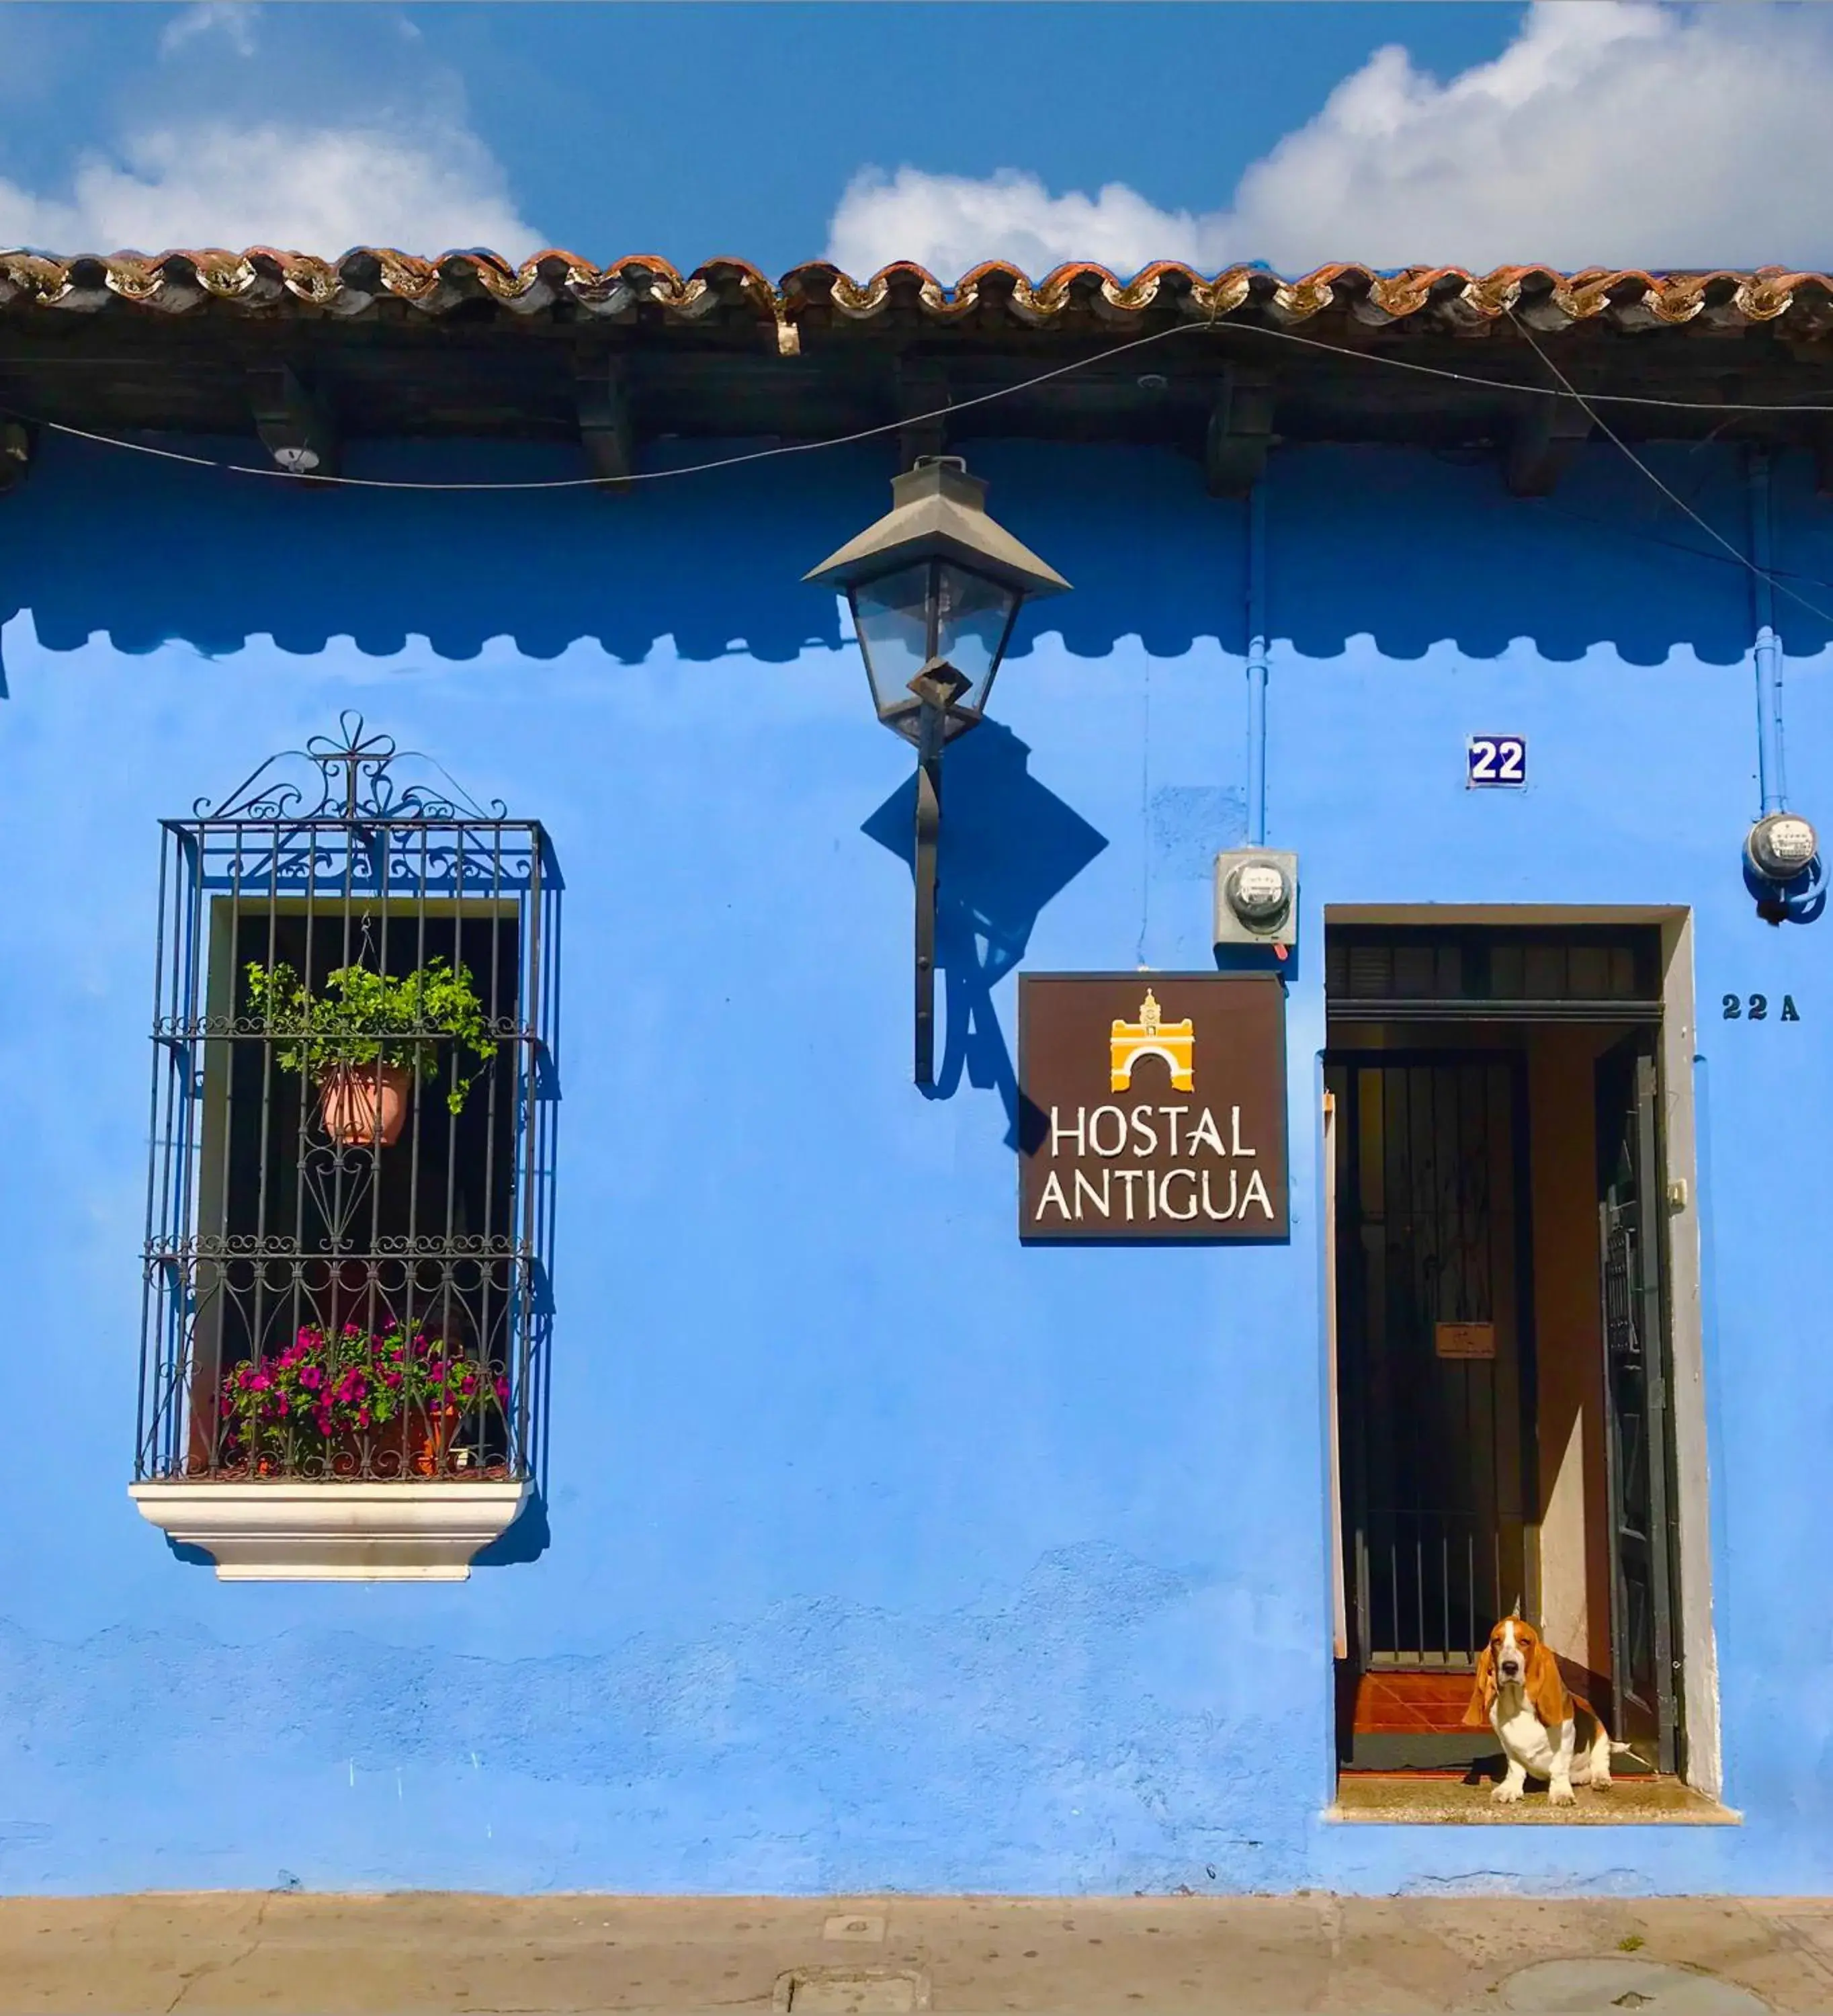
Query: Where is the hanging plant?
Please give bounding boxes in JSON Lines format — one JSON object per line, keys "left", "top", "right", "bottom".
{"left": 245, "top": 956, "right": 497, "bottom": 1143}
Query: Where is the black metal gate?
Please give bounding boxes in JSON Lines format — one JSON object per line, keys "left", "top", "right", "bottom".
{"left": 1595, "top": 1038, "right": 1682, "bottom": 1772}
{"left": 1328, "top": 1054, "right": 1531, "bottom": 1669}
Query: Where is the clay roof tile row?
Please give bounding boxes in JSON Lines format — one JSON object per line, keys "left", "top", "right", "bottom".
{"left": 3, "top": 249, "right": 1832, "bottom": 345}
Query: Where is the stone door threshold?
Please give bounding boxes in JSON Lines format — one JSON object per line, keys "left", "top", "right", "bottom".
{"left": 1329, "top": 1772, "right": 1739, "bottom": 1824}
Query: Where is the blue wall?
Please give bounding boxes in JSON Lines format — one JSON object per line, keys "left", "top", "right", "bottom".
{"left": 0, "top": 429, "right": 1828, "bottom": 1896}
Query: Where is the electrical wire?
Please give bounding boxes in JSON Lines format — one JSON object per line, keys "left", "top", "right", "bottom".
{"left": 1505, "top": 310, "right": 1833, "bottom": 632}
{"left": 17, "top": 305, "right": 1833, "bottom": 498}
{"left": 11, "top": 319, "right": 1218, "bottom": 492}
{"left": 1235, "top": 318, "right": 1833, "bottom": 415}
{"left": 1534, "top": 491, "right": 1833, "bottom": 595}
{"left": 12, "top": 300, "right": 1833, "bottom": 629}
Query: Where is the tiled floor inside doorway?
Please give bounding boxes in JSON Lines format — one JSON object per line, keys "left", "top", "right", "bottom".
{"left": 1352, "top": 1669, "right": 1476, "bottom": 1735}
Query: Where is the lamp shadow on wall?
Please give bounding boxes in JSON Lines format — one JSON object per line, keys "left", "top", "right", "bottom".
{"left": 861, "top": 722, "right": 1107, "bottom": 1143}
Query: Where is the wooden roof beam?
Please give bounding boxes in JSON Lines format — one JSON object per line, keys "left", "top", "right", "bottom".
{"left": 1504, "top": 397, "right": 1592, "bottom": 497}
{"left": 896, "top": 359, "right": 949, "bottom": 471}
{"left": 1206, "top": 367, "right": 1275, "bottom": 498}
{"left": 0, "top": 420, "right": 31, "bottom": 494}
{"left": 247, "top": 364, "right": 339, "bottom": 479}
{"left": 575, "top": 360, "right": 634, "bottom": 494}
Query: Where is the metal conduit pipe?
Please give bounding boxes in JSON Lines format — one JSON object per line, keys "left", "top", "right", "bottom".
{"left": 1246, "top": 480, "right": 1269, "bottom": 847}
{"left": 1740, "top": 450, "right": 1822, "bottom": 917}
{"left": 1749, "top": 449, "right": 1788, "bottom": 818}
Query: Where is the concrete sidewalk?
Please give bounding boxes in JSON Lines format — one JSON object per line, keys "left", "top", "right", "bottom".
{"left": 3, "top": 1893, "right": 1833, "bottom": 2015}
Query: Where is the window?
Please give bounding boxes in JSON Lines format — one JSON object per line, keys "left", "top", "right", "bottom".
{"left": 131, "top": 718, "right": 556, "bottom": 1580}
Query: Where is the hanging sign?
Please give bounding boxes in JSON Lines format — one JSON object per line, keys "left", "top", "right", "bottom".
{"left": 1435, "top": 1322, "right": 1496, "bottom": 1360}
{"left": 1017, "top": 973, "right": 1289, "bottom": 1243}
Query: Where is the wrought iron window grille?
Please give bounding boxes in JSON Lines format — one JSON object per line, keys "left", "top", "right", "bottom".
{"left": 136, "top": 716, "right": 557, "bottom": 1489}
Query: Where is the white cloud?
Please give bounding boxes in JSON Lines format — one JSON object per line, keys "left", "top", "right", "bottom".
{"left": 160, "top": 3, "right": 259, "bottom": 59}
{"left": 0, "top": 118, "right": 540, "bottom": 257}
{"left": 826, "top": 1, "right": 1833, "bottom": 278}
{"left": 827, "top": 168, "right": 1212, "bottom": 282}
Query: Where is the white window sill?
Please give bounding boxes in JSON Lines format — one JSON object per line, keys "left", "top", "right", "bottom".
{"left": 128, "top": 1478, "right": 531, "bottom": 1582}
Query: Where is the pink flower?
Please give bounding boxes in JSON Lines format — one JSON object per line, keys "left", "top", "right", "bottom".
{"left": 300, "top": 1367, "right": 323, "bottom": 1390}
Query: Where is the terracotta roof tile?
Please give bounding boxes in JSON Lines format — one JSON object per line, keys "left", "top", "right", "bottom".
{"left": 4, "top": 249, "right": 1833, "bottom": 341}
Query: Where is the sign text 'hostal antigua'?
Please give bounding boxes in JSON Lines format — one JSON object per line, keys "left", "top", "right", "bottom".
{"left": 1017, "top": 974, "right": 1289, "bottom": 1242}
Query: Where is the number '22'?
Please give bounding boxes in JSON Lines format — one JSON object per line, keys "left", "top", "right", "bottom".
{"left": 1723, "top": 993, "right": 1801, "bottom": 1021}
{"left": 1469, "top": 736, "right": 1525, "bottom": 785}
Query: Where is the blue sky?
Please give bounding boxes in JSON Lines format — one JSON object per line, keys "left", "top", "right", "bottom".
{"left": 319, "top": 3, "right": 1521, "bottom": 265}
{"left": 1, "top": 3, "right": 1830, "bottom": 276}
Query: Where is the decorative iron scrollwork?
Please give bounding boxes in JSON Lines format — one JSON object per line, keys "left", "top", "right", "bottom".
{"left": 137, "top": 722, "right": 556, "bottom": 1489}
{"left": 194, "top": 710, "right": 510, "bottom": 823}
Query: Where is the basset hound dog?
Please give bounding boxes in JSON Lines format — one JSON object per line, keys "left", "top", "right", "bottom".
{"left": 1463, "top": 1615, "right": 1630, "bottom": 1805}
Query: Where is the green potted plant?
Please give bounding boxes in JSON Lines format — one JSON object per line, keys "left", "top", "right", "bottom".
{"left": 245, "top": 956, "right": 496, "bottom": 1146}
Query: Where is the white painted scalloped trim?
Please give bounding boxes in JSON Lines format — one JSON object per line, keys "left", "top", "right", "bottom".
{"left": 128, "top": 1478, "right": 531, "bottom": 1581}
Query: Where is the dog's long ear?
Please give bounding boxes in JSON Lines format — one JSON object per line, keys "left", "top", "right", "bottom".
{"left": 1525, "top": 1636, "right": 1569, "bottom": 1727}
{"left": 1462, "top": 1643, "right": 1496, "bottom": 1727}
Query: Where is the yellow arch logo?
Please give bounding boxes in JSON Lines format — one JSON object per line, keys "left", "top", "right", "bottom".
{"left": 1109, "top": 989, "right": 1194, "bottom": 1092}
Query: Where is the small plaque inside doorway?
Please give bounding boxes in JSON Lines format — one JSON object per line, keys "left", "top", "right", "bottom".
{"left": 1435, "top": 1322, "right": 1496, "bottom": 1360}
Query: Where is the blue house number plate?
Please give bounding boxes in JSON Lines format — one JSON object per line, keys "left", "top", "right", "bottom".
{"left": 1467, "top": 734, "right": 1526, "bottom": 788}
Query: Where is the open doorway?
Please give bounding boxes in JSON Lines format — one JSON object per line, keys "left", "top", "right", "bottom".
{"left": 1324, "top": 919, "right": 1689, "bottom": 1792}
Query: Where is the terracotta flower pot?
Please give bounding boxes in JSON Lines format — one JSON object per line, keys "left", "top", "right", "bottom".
{"left": 331, "top": 1403, "right": 463, "bottom": 1479}
{"left": 413, "top": 1402, "right": 464, "bottom": 1478}
{"left": 318, "top": 1062, "right": 412, "bottom": 1147}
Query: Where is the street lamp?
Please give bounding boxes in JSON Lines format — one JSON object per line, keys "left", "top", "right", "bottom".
{"left": 808, "top": 456, "right": 1070, "bottom": 1085}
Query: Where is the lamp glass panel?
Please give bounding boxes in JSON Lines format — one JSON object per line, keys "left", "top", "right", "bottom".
{"left": 849, "top": 563, "right": 932, "bottom": 717}
{"left": 934, "top": 562, "right": 1020, "bottom": 712}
